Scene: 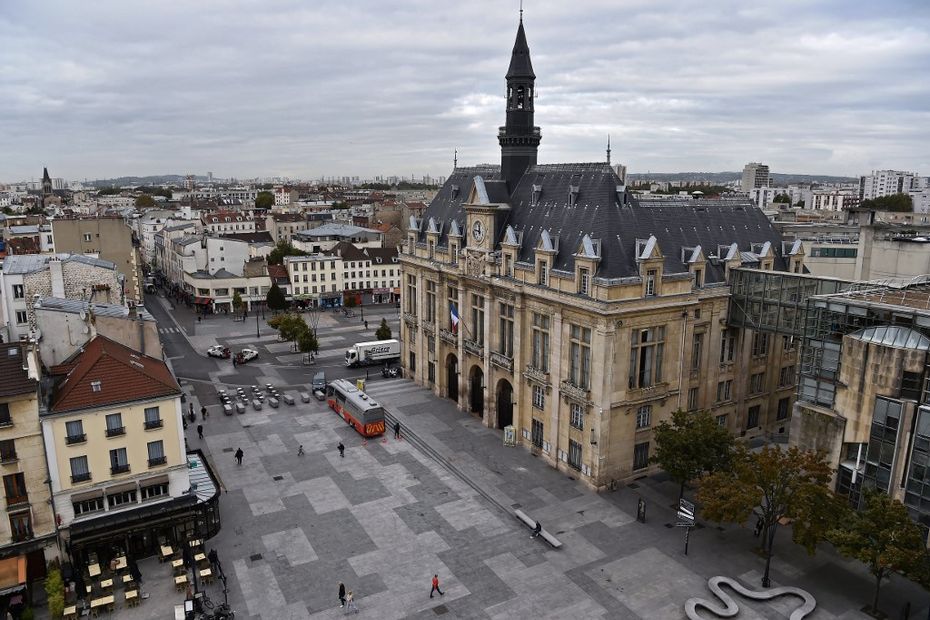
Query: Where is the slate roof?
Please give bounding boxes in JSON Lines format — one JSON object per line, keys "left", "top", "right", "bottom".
{"left": 507, "top": 18, "right": 535, "bottom": 79}
{"left": 1, "top": 253, "right": 117, "bottom": 275}
{"left": 34, "top": 297, "right": 155, "bottom": 322}
{"left": 218, "top": 231, "right": 274, "bottom": 244}
{"left": 0, "top": 343, "right": 36, "bottom": 398}
{"left": 48, "top": 335, "right": 180, "bottom": 414}
{"left": 294, "top": 223, "right": 380, "bottom": 239}
{"left": 418, "top": 163, "right": 787, "bottom": 283}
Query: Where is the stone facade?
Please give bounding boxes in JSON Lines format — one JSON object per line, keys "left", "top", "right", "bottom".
{"left": 24, "top": 260, "right": 122, "bottom": 332}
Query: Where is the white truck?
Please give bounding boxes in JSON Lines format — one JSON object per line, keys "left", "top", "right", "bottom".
{"left": 345, "top": 339, "right": 401, "bottom": 367}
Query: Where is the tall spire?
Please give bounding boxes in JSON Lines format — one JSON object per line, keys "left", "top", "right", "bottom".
{"left": 499, "top": 12, "right": 541, "bottom": 192}
{"left": 606, "top": 135, "right": 611, "bottom": 165}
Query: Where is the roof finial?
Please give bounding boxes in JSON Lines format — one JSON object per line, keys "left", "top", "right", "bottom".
{"left": 519, "top": 0, "right": 523, "bottom": 22}
{"left": 454, "top": 149, "right": 458, "bottom": 169}
{"left": 606, "top": 134, "right": 611, "bottom": 165}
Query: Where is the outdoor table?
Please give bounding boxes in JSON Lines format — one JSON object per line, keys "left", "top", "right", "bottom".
{"left": 100, "top": 578, "right": 113, "bottom": 590}
{"left": 199, "top": 567, "right": 213, "bottom": 584}
{"left": 114, "top": 555, "right": 127, "bottom": 571}
{"left": 160, "top": 545, "right": 174, "bottom": 560}
{"left": 122, "top": 573, "right": 134, "bottom": 584}
{"left": 90, "top": 595, "right": 114, "bottom": 616}
{"left": 174, "top": 574, "right": 188, "bottom": 592}
{"left": 194, "top": 552, "right": 206, "bottom": 563}
{"left": 125, "top": 589, "right": 139, "bottom": 607}
{"left": 63, "top": 605, "right": 77, "bottom": 620}
{"left": 189, "top": 538, "right": 203, "bottom": 548}
{"left": 88, "top": 562, "right": 101, "bottom": 577}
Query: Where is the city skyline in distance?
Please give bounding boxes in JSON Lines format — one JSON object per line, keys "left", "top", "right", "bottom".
{"left": 2, "top": 0, "right": 928, "bottom": 182}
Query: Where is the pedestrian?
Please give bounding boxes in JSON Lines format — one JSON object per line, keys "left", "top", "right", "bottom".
{"left": 197, "top": 424, "right": 204, "bottom": 440}
{"left": 394, "top": 421, "right": 401, "bottom": 439}
{"left": 198, "top": 316, "right": 202, "bottom": 323}
{"left": 753, "top": 517, "right": 763, "bottom": 538}
{"left": 298, "top": 445, "right": 305, "bottom": 456}
{"left": 345, "top": 590, "right": 358, "bottom": 614}
{"left": 430, "top": 574, "right": 444, "bottom": 598}
{"left": 233, "top": 357, "right": 237, "bottom": 368}
{"left": 235, "top": 447, "right": 243, "bottom": 465}
{"left": 208, "top": 548, "right": 219, "bottom": 574}
{"left": 338, "top": 442, "right": 345, "bottom": 458}
{"left": 201, "top": 405, "right": 207, "bottom": 421}
{"left": 364, "top": 320, "right": 368, "bottom": 330}
{"left": 531, "top": 521, "right": 542, "bottom": 539}
{"left": 189, "top": 402, "right": 194, "bottom": 417}
{"left": 338, "top": 582, "right": 346, "bottom": 608}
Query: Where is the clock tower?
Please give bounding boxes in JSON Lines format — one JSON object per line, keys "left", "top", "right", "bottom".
{"left": 463, "top": 176, "right": 505, "bottom": 277}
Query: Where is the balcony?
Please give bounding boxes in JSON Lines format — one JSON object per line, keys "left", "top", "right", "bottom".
{"left": 421, "top": 320, "right": 435, "bottom": 335}
{"left": 110, "top": 464, "right": 131, "bottom": 475}
{"left": 0, "top": 452, "right": 18, "bottom": 465}
{"left": 71, "top": 472, "right": 92, "bottom": 484}
{"left": 65, "top": 433, "right": 87, "bottom": 445}
{"left": 11, "top": 528, "right": 33, "bottom": 543}
{"left": 523, "top": 365, "right": 550, "bottom": 386}
{"left": 144, "top": 419, "right": 163, "bottom": 430}
{"left": 5, "top": 495, "right": 28, "bottom": 509}
{"left": 490, "top": 351, "right": 514, "bottom": 373}
{"left": 148, "top": 456, "right": 167, "bottom": 468}
{"left": 439, "top": 328, "right": 457, "bottom": 345}
{"left": 106, "top": 426, "right": 126, "bottom": 438}
{"left": 463, "top": 339, "right": 484, "bottom": 358}
{"left": 402, "top": 312, "right": 418, "bottom": 328}
{"left": 560, "top": 380, "right": 590, "bottom": 404}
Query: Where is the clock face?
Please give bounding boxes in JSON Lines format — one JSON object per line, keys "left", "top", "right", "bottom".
{"left": 472, "top": 220, "right": 485, "bottom": 243}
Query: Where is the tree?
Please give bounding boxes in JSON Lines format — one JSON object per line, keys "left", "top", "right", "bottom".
{"left": 135, "top": 194, "right": 156, "bottom": 209}
{"left": 267, "top": 241, "right": 308, "bottom": 265}
{"left": 297, "top": 327, "right": 319, "bottom": 355}
{"left": 697, "top": 445, "right": 837, "bottom": 588}
{"left": 232, "top": 291, "right": 243, "bottom": 315}
{"left": 344, "top": 295, "right": 357, "bottom": 309}
{"left": 331, "top": 200, "right": 350, "bottom": 209}
{"left": 44, "top": 565, "right": 65, "bottom": 618}
{"left": 651, "top": 409, "right": 734, "bottom": 500}
{"left": 861, "top": 193, "right": 913, "bottom": 212}
{"left": 375, "top": 318, "right": 392, "bottom": 340}
{"left": 831, "top": 492, "right": 924, "bottom": 614}
{"left": 773, "top": 194, "right": 791, "bottom": 204}
{"left": 255, "top": 191, "right": 274, "bottom": 209}
{"left": 266, "top": 282, "right": 287, "bottom": 312}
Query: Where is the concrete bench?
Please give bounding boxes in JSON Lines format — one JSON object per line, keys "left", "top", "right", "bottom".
{"left": 514, "top": 509, "right": 562, "bottom": 548}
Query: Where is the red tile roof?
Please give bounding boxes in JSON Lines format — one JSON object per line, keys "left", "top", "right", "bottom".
{"left": 0, "top": 344, "right": 36, "bottom": 398}
{"left": 49, "top": 336, "right": 180, "bottom": 414}
{"left": 266, "top": 264, "right": 289, "bottom": 280}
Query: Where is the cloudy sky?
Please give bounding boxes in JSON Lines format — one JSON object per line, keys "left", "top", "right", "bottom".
{"left": 2, "top": 0, "right": 928, "bottom": 182}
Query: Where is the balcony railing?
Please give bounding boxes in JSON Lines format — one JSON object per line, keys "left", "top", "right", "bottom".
{"left": 110, "top": 464, "right": 131, "bottom": 475}
{"left": 439, "top": 328, "right": 457, "bottom": 345}
{"left": 71, "top": 472, "right": 91, "bottom": 484}
{"left": 463, "top": 339, "right": 484, "bottom": 358}
{"left": 0, "top": 452, "right": 18, "bottom": 464}
{"left": 144, "top": 419, "right": 163, "bottom": 430}
{"left": 490, "top": 351, "right": 514, "bottom": 373}
{"left": 106, "top": 426, "right": 126, "bottom": 438}
{"left": 560, "top": 380, "right": 590, "bottom": 403}
{"left": 5, "top": 494, "right": 28, "bottom": 508}
{"left": 148, "top": 456, "right": 167, "bottom": 467}
{"left": 0, "top": 418, "right": 12, "bottom": 428}
{"left": 523, "top": 365, "right": 550, "bottom": 385}
{"left": 11, "top": 528, "right": 33, "bottom": 543}
{"left": 65, "top": 433, "right": 87, "bottom": 445}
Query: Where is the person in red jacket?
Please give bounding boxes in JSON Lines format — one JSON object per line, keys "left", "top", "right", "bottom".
{"left": 430, "top": 574, "right": 444, "bottom": 598}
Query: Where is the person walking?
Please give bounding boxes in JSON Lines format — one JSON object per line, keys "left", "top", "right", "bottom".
{"left": 429, "top": 574, "right": 444, "bottom": 598}
{"left": 235, "top": 447, "right": 244, "bottom": 465}
{"left": 197, "top": 424, "right": 204, "bottom": 440}
{"left": 345, "top": 590, "right": 358, "bottom": 614}
{"left": 208, "top": 548, "right": 220, "bottom": 574}
{"left": 338, "top": 582, "right": 346, "bottom": 608}
{"left": 298, "top": 445, "right": 305, "bottom": 456}
{"left": 394, "top": 422, "right": 401, "bottom": 439}
{"left": 201, "top": 405, "right": 207, "bottom": 421}
{"left": 531, "top": 521, "right": 542, "bottom": 539}
{"left": 189, "top": 402, "right": 194, "bottom": 417}
{"left": 338, "top": 442, "right": 345, "bottom": 458}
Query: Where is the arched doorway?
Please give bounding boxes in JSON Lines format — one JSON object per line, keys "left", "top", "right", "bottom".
{"left": 496, "top": 379, "right": 513, "bottom": 429}
{"left": 469, "top": 366, "right": 484, "bottom": 417}
{"left": 446, "top": 354, "right": 459, "bottom": 403}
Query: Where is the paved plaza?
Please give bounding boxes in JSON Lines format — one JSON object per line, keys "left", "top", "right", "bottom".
{"left": 84, "top": 295, "right": 929, "bottom": 619}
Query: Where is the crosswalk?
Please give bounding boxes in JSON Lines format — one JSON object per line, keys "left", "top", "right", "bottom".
{"left": 158, "top": 327, "right": 183, "bottom": 335}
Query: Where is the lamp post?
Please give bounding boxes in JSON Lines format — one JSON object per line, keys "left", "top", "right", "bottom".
{"left": 256, "top": 301, "right": 260, "bottom": 339}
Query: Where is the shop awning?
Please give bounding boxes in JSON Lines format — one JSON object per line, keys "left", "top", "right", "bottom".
{"left": 193, "top": 297, "right": 213, "bottom": 305}
{"left": 0, "top": 556, "right": 26, "bottom": 596}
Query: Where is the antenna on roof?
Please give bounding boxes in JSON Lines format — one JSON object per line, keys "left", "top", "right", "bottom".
{"left": 519, "top": 0, "right": 523, "bottom": 21}
{"left": 453, "top": 149, "right": 458, "bottom": 169}
{"left": 606, "top": 134, "right": 611, "bottom": 165}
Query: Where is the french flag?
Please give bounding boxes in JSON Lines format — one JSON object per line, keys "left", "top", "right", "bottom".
{"left": 450, "top": 302, "right": 460, "bottom": 335}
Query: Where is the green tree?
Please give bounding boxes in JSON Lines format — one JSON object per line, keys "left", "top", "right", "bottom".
{"left": 266, "top": 282, "right": 287, "bottom": 312}
{"left": 861, "top": 193, "right": 913, "bottom": 212}
{"left": 773, "top": 194, "right": 791, "bottom": 204}
{"left": 375, "top": 318, "right": 392, "bottom": 340}
{"left": 297, "top": 327, "right": 319, "bottom": 355}
{"left": 651, "top": 409, "right": 734, "bottom": 500}
{"left": 232, "top": 291, "right": 243, "bottom": 315}
{"left": 697, "top": 445, "right": 837, "bottom": 588}
{"left": 255, "top": 191, "right": 274, "bottom": 209}
{"left": 267, "top": 241, "right": 308, "bottom": 265}
{"left": 44, "top": 565, "right": 65, "bottom": 618}
{"left": 331, "top": 200, "right": 350, "bottom": 209}
{"left": 135, "top": 194, "right": 156, "bottom": 208}
{"left": 344, "top": 295, "right": 357, "bottom": 309}
{"left": 831, "top": 492, "right": 924, "bottom": 614}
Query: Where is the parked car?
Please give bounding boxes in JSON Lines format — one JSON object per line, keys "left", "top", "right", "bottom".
{"left": 207, "top": 345, "right": 231, "bottom": 359}
{"left": 236, "top": 348, "right": 259, "bottom": 364}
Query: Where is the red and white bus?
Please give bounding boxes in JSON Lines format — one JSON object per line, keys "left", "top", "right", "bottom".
{"left": 326, "top": 379, "right": 385, "bottom": 437}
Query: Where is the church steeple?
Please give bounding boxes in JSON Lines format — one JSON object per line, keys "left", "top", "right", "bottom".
{"left": 498, "top": 14, "right": 541, "bottom": 192}
{"left": 42, "top": 167, "right": 52, "bottom": 195}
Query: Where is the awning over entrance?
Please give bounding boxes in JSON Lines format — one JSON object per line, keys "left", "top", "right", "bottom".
{"left": 0, "top": 556, "right": 26, "bottom": 596}
{"left": 193, "top": 297, "right": 213, "bottom": 305}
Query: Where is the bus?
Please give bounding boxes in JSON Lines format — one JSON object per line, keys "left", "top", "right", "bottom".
{"left": 325, "top": 379, "right": 385, "bottom": 437}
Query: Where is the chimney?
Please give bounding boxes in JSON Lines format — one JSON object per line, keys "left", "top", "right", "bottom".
{"left": 49, "top": 257, "right": 65, "bottom": 298}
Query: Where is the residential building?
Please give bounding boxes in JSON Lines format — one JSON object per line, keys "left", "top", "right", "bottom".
{"left": 50, "top": 217, "right": 144, "bottom": 302}
{"left": 809, "top": 190, "right": 858, "bottom": 212}
{"left": 273, "top": 187, "right": 298, "bottom": 207}
{"left": 859, "top": 169, "right": 923, "bottom": 201}
{"left": 39, "top": 336, "right": 220, "bottom": 560}
{"left": 201, "top": 210, "right": 257, "bottom": 234}
{"left": 0, "top": 254, "right": 123, "bottom": 342}
{"left": 741, "top": 162, "right": 771, "bottom": 192}
{"left": 292, "top": 223, "right": 383, "bottom": 253}
{"left": 400, "top": 17, "right": 801, "bottom": 489}
{"left": 0, "top": 342, "right": 57, "bottom": 594}
{"left": 331, "top": 243, "right": 401, "bottom": 305}
{"left": 284, "top": 254, "right": 344, "bottom": 309}
{"left": 749, "top": 187, "right": 785, "bottom": 209}
{"left": 133, "top": 209, "right": 179, "bottom": 265}
{"left": 265, "top": 213, "right": 307, "bottom": 244}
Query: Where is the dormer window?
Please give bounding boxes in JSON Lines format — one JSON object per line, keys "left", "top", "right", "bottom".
{"left": 569, "top": 185, "right": 579, "bottom": 207}
{"left": 531, "top": 184, "right": 542, "bottom": 206}
{"left": 450, "top": 242, "right": 458, "bottom": 265}
{"left": 91, "top": 380, "right": 102, "bottom": 392}
{"left": 537, "top": 260, "right": 548, "bottom": 286}
{"left": 645, "top": 270, "right": 657, "bottom": 297}
{"left": 503, "top": 253, "right": 512, "bottom": 277}
{"left": 428, "top": 240, "right": 435, "bottom": 259}
{"left": 451, "top": 185, "right": 460, "bottom": 199}
{"left": 578, "top": 268, "right": 590, "bottom": 296}
{"left": 694, "top": 268, "right": 704, "bottom": 288}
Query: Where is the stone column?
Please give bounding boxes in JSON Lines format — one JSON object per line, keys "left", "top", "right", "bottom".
{"left": 548, "top": 310, "right": 564, "bottom": 465}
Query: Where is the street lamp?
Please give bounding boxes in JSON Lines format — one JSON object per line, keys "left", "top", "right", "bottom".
{"left": 256, "top": 301, "right": 260, "bottom": 338}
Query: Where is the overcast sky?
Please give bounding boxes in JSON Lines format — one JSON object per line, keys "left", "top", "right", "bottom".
{"left": 2, "top": 0, "right": 928, "bottom": 182}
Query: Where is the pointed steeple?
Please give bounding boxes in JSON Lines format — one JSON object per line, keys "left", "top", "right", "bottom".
{"left": 42, "top": 167, "right": 52, "bottom": 196}
{"left": 499, "top": 13, "right": 541, "bottom": 193}
{"left": 506, "top": 17, "right": 535, "bottom": 80}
